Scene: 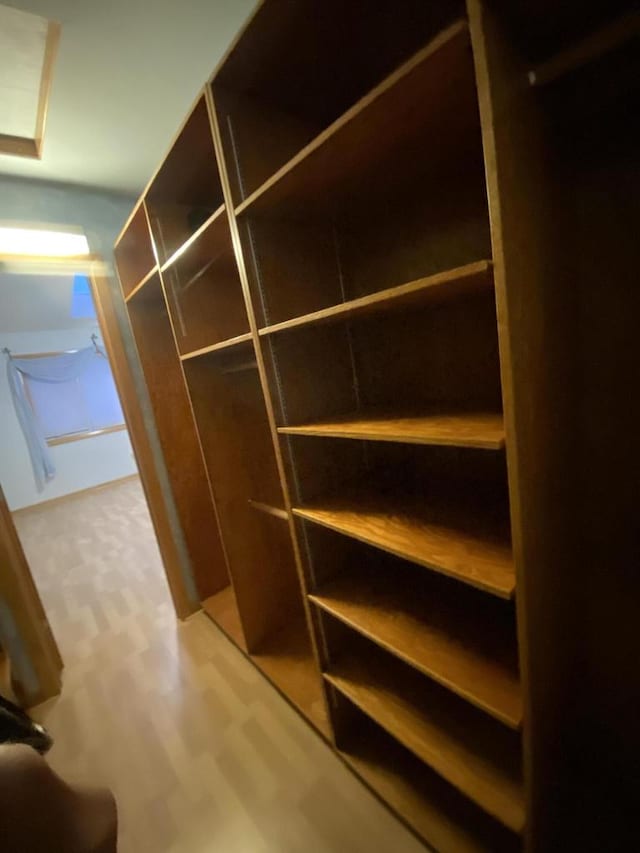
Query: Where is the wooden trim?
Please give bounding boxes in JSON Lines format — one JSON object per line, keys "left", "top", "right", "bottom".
{"left": 89, "top": 272, "right": 195, "bottom": 619}
{"left": 0, "top": 134, "right": 39, "bottom": 159}
{"left": 34, "top": 21, "right": 61, "bottom": 157}
{"left": 47, "top": 423, "right": 127, "bottom": 447}
{"left": 0, "top": 20, "right": 60, "bottom": 160}
{"left": 12, "top": 473, "right": 140, "bottom": 515}
{"left": 0, "top": 484, "right": 62, "bottom": 706}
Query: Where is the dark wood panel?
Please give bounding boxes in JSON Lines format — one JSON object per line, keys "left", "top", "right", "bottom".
{"left": 127, "top": 275, "right": 228, "bottom": 601}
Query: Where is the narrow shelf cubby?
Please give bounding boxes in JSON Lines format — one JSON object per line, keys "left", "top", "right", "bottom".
{"left": 145, "top": 95, "right": 224, "bottom": 266}
{"left": 212, "top": 1, "right": 462, "bottom": 207}
{"left": 160, "top": 205, "right": 250, "bottom": 357}
{"left": 126, "top": 273, "right": 228, "bottom": 601}
{"left": 114, "top": 202, "right": 156, "bottom": 298}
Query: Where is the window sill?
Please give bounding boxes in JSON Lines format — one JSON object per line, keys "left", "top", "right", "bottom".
{"left": 47, "top": 424, "right": 126, "bottom": 447}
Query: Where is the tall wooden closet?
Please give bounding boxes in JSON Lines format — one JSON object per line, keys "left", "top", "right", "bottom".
{"left": 114, "top": 3, "right": 639, "bottom": 851}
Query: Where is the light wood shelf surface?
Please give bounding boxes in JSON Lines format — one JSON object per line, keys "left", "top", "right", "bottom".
{"left": 252, "top": 617, "right": 328, "bottom": 737}
{"left": 326, "top": 651, "right": 524, "bottom": 832}
{"left": 247, "top": 499, "right": 289, "bottom": 521}
{"left": 202, "top": 586, "right": 246, "bottom": 652}
{"left": 311, "top": 569, "right": 521, "bottom": 728}
{"left": 159, "top": 203, "right": 227, "bottom": 273}
{"left": 259, "top": 261, "right": 493, "bottom": 336}
{"left": 180, "top": 333, "right": 254, "bottom": 362}
{"left": 295, "top": 491, "right": 514, "bottom": 599}
{"left": 280, "top": 410, "right": 505, "bottom": 450}
{"left": 235, "top": 19, "right": 474, "bottom": 217}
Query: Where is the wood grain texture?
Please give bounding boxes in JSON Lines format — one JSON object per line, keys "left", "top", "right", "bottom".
{"left": 279, "top": 411, "right": 505, "bottom": 450}
{"left": 311, "top": 568, "right": 521, "bottom": 728}
{"left": 19, "top": 479, "right": 428, "bottom": 853}
{"left": 202, "top": 586, "right": 246, "bottom": 651}
{"left": 258, "top": 261, "right": 494, "bottom": 336}
{"left": 252, "top": 616, "right": 330, "bottom": 737}
{"left": 326, "top": 648, "right": 524, "bottom": 831}
{"left": 236, "top": 20, "right": 477, "bottom": 216}
{"left": 127, "top": 275, "right": 229, "bottom": 602}
{"left": 340, "top": 716, "right": 519, "bottom": 853}
{"left": 295, "top": 491, "right": 514, "bottom": 598}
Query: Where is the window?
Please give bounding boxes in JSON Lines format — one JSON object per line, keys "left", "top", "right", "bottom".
{"left": 22, "top": 351, "right": 125, "bottom": 446}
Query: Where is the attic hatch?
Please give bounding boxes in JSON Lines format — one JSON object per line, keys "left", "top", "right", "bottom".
{"left": 0, "top": 5, "right": 60, "bottom": 159}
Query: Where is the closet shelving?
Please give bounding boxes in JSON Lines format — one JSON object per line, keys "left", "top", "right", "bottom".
{"left": 115, "top": 0, "right": 638, "bottom": 848}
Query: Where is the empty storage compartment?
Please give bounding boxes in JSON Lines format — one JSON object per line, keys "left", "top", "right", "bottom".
{"left": 323, "top": 626, "right": 524, "bottom": 832}
{"left": 236, "top": 18, "right": 490, "bottom": 327}
{"left": 114, "top": 202, "right": 156, "bottom": 297}
{"left": 308, "top": 532, "right": 521, "bottom": 729}
{"left": 212, "top": 0, "right": 464, "bottom": 206}
{"left": 265, "top": 285, "right": 503, "bottom": 445}
{"left": 161, "top": 208, "right": 250, "bottom": 357}
{"left": 145, "top": 95, "right": 224, "bottom": 266}
{"left": 126, "top": 273, "right": 228, "bottom": 601}
{"left": 331, "top": 697, "right": 521, "bottom": 853}
{"left": 183, "top": 340, "right": 326, "bottom": 730}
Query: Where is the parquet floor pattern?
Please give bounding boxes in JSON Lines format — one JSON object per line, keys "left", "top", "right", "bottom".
{"left": 14, "top": 478, "right": 428, "bottom": 853}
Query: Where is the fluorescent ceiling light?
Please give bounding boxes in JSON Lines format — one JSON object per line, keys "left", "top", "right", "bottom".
{"left": 0, "top": 227, "right": 90, "bottom": 257}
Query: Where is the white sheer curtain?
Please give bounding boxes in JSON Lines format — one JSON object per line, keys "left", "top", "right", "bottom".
{"left": 5, "top": 345, "right": 108, "bottom": 491}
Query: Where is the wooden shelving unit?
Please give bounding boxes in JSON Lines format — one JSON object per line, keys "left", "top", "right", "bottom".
{"left": 114, "top": 0, "right": 638, "bottom": 847}
{"left": 311, "top": 564, "right": 521, "bottom": 728}
{"left": 326, "top": 644, "right": 524, "bottom": 832}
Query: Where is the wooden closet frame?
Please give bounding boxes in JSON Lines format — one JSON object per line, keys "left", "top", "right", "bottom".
{"left": 113, "top": 2, "right": 638, "bottom": 850}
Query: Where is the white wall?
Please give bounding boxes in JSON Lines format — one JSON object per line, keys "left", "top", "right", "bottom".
{"left": 1, "top": 328, "right": 137, "bottom": 510}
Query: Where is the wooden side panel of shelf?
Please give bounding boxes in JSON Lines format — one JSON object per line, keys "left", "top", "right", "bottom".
{"left": 202, "top": 586, "right": 246, "bottom": 652}
{"left": 183, "top": 349, "right": 303, "bottom": 651}
{"left": 91, "top": 273, "right": 193, "bottom": 619}
{"left": 126, "top": 276, "right": 229, "bottom": 601}
{"left": 468, "top": 2, "right": 580, "bottom": 849}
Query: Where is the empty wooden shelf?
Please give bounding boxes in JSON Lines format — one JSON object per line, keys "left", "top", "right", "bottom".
{"left": 280, "top": 410, "right": 505, "bottom": 450}
{"left": 160, "top": 204, "right": 250, "bottom": 356}
{"left": 146, "top": 95, "right": 224, "bottom": 265}
{"left": 326, "top": 644, "right": 524, "bottom": 831}
{"left": 235, "top": 20, "right": 478, "bottom": 217}
{"left": 259, "top": 260, "right": 494, "bottom": 336}
{"left": 339, "top": 713, "right": 520, "bottom": 853}
{"left": 311, "top": 566, "right": 521, "bottom": 728}
{"left": 213, "top": 0, "right": 460, "bottom": 206}
{"left": 295, "top": 489, "right": 514, "bottom": 598}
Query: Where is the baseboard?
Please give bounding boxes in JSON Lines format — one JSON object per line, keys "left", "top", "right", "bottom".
{"left": 12, "top": 473, "right": 140, "bottom": 515}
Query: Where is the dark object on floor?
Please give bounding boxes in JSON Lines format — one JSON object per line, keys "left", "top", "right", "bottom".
{"left": 0, "top": 694, "right": 53, "bottom": 754}
{"left": 0, "top": 743, "right": 118, "bottom": 852}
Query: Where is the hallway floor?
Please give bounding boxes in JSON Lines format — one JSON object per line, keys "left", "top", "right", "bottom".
{"left": 15, "top": 478, "right": 428, "bottom": 853}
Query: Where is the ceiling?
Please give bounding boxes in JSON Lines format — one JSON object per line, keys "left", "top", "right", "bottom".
{"left": 0, "top": 272, "right": 95, "bottom": 332}
{"left": 0, "top": 0, "right": 256, "bottom": 194}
